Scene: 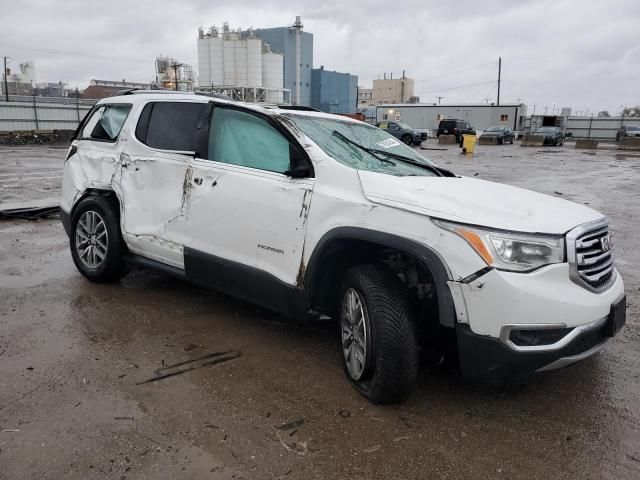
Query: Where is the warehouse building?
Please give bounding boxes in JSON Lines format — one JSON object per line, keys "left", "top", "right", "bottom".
{"left": 372, "top": 73, "right": 416, "bottom": 104}
{"left": 311, "top": 66, "right": 358, "bottom": 113}
{"left": 254, "top": 17, "right": 313, "bottom": 106}
{"left": 376, "top": 103, "right": 528, "bottom": 133}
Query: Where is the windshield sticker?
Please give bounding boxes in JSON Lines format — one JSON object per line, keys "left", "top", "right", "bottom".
{"left": 375, "top": 138, "right": 401, "bottom": 149}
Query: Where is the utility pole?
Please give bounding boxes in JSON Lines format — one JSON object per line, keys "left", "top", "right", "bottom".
{"left": 496, "top": 56, "right": 501, "bottom": 106}
{"left": 436, "top": 96, "right": 444, "bottom": 105}
{"left": 3, "top": 56, "right": 9, "bottom": 102}
{"left": 171, "top": 63, "right": 183, "bottom": 91}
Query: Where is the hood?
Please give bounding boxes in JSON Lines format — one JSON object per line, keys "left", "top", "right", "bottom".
{"left": 358, "top": 171, "right": 603, "bottom": 234}
{"left": 482, "top": 131, "right": 503, "bottom": 136}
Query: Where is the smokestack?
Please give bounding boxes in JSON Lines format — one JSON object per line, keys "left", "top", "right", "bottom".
{"left": 293, "top": 16, "right": 303, "bottom": 105}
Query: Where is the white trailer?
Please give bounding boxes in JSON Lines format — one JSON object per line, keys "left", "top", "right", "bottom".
{"left": 375, "top": 103, "right": 527, "bottom": 136}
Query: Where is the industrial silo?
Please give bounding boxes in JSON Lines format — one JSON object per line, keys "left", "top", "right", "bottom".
{"left": 197, "top": 37, "right": 211, "bottom": 85}
{"left": 223, "top": 35, "right": 237, "bottom": 86}
{"left": 246, "top": 38, "right": 263, "bottom": 87}
{"left": 262, "top": 51, "right": 284, "bottom": 102}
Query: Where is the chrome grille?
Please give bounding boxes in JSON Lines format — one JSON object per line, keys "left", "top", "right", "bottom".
{"left": 567, "top": 219, "right": 616, "bottom": 292}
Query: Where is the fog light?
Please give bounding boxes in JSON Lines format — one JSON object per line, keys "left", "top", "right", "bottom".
{"left": 509, "top": 327, "right": 573, "bottom": 347}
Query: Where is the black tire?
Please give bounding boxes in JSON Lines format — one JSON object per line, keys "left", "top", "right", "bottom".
{"left": 70, "top": 195, "right": 126, "bottom": 283}
{"left": 498, "top": 137, "right": 504, "bottom": 145}
{"left": 401, "top": 134, "right": 413, "bottom": 145}
{"left": 510, "top": 136, "right": 514, "bottom": 144}
{"left": 339, "top": 264, "right": 419, "bottom": 404}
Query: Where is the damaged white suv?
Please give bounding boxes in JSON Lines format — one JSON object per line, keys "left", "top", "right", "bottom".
{"left": 61, "top": 92, "right": 626, "bottom": 404}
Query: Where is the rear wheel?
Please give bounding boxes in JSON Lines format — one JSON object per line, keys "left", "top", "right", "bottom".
{"left": 401, "top": 134, "right": 413, "bottom": 145}
{"left": 510, "top": 136, "right": 514, "bottom": 144}
{"left": 339, "top": 264, "right": 419, "bottom": 404}
{"left": 70, "top": 196, "right": 126, "bottom": 282}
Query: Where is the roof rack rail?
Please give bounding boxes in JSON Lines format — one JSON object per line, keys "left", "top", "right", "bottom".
{"left": 193, "top": 91, "right": 234, "bottom": 100}
{"left": 276, "top": 105, "right": 320, "bottom": 112}
{"left": 115, "top": 88, "right": 194, "bottom": 96}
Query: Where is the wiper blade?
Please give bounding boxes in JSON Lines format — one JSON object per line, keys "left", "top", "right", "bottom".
{"left": 331, "top": 130, "right": 395, "bottom": 166}
{"left": 366, "top": 148, "right": 444, "bottom": 176}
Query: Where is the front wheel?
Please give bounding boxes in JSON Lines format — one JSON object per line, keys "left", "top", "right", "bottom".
{"left": 339, "top": 265, "right": 419, "bottom": 404}
{"left": 70, "top": 196, "right": 126, "bottom": 282}
{"left": 401, "top": 134, "right": 413, "bottom": 145}
{"left": 510, "top": 137, "right": 514, "bottom": 144}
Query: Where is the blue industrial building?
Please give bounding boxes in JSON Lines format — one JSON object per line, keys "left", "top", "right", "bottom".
{"left": 311, "top": 66, "right": 358, "bottom": 114}
{"left": 254, "top": 27, "right": 313, "bottom": 106}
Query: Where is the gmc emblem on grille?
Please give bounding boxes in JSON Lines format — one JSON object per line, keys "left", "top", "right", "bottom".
{"left": 601, "top": 235, "right": 612, "bottom": 252}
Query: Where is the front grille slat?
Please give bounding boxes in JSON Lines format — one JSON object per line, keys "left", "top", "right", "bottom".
{"left": 571, "top": 221, "right": 615, "bottom": 292}
{"left": 578, "top": 250, "right": 611, "bottom": 266}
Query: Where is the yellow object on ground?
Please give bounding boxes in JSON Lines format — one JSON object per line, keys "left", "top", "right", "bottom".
{"left": 462, "top": 134, "right": 477, "bottom": 154}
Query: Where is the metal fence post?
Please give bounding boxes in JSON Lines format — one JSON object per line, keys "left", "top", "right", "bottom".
{"left": 75, "top": 88, "right": 80, "bottom": 123}
{"left": 587, "top": 116, "right": 593, "bottom": 139}
{"left": 32, "top": 92, "right": 39, "bottom": 130}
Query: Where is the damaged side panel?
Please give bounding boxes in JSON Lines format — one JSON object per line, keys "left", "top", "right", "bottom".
{"left": 113, "top": 151, "right": 192, "bottom": 269}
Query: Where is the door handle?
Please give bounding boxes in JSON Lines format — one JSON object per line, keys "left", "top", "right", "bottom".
{"left": 193, "top": 177, "right": 203, "bottom": 185}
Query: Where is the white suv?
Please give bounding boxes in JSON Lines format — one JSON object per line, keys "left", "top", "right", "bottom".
{"left": 60, "top": 91, "right": 626, "bottom": 404}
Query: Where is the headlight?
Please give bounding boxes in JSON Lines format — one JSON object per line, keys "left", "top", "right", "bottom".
{"left": 433, "top": 219, "right": 565, "bottom": 272}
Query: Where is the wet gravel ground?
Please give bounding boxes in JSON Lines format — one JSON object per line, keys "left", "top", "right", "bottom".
{"left": 1, "top": 142, "right": 639, "bottom": 479}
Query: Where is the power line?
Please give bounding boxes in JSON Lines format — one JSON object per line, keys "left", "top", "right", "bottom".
{"left": 415, "top": 80, "right": 497, "bottom": 96}
{"left": 2, "top": 43, "right": 147, "bottom": 64}
{"left": 414, "top": 61, "right": 496, "bottom": 84}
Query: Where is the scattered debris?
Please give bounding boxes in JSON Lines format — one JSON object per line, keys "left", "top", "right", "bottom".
{"left": 114, "top": 416, "right": 134, "bottom": 421}
{"left": 0, "top": 349, "right": 7, "bottom": 357}
{"left": 554, "top": 191, "right": 563, "bottom": 195}
{"left": 398, "top": 415, "right": 412, "bottom": 428}
{"left": 363, "top": 444, "right": 381, "bottom": 453}
{"left": 136, "top": 350, "right": 241, "bottom": 385}
{"left": 74, "top": 402, "right": 82, "bottom": 408}
{"left": 339, "top": 409, "right": 351, "bottom": 418}
{"left": 274, "top": 419, "right": 308, "bottom": 456}
{"left": 183, "top": 344, "right": 199, "bottom": 352}
{"left": 2, "top": 429, "right": 20, "bottom": 433}
{"left": 393, "top": 436, "right": 410, "bottom": 442}
{"left": 275, "top": 419, "right": 304, "bottom": 431}
{"left": 0, "top": 205, "right": 59, "bottom": 220}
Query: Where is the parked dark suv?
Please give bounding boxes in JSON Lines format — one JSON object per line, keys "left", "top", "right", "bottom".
{"left": 437, "top": 119, "right": 475, "bottom": 142}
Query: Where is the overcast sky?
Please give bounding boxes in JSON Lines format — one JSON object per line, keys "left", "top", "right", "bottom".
{"left": 2, "top": 0, "right": 638, "bottom": 114}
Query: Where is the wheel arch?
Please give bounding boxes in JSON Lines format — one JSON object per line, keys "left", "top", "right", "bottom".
{"left": 303, "top": 227, "right": 456, "bottom": 328}
{"left": 63, "top": 188, "right": 122, "bottom": 237}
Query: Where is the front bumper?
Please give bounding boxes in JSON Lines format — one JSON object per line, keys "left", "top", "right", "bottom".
{"left": 456, "top": 311, "right": 618, "bottom": 383}
{"left": 449, "top": 263, "right": 625, "bottom": 382}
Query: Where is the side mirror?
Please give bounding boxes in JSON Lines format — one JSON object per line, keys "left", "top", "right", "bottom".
{"left": 286, "top": 144, "right": 312, "bottom": 178}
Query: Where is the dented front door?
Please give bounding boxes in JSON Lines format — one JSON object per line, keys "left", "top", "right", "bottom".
{"left": 113, "top": 150, "right": 191, "bottom": 268}
{"left": 185, "top": 159, "right": 313, "bottom": 286}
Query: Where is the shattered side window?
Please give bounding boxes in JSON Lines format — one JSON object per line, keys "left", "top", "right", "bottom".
{"left": 89, "top": 105, "right": 131, "bottom": 141}
{"left": 283, "top": 114, "right": 438, "bottom": 177}
{"left": 208, "top": 108, "right": 290, "bottom": 174}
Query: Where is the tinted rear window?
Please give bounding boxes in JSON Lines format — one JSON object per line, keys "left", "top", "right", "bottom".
{"left": 136, "top": 102, "right": 209, "bottom": 153}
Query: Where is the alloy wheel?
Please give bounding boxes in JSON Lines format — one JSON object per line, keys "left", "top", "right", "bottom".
{"left": 341, "top": 288, "right": 369, "bottom": 381}
{"left": 75, "top": 210, "right": 108, "bottom": 269}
